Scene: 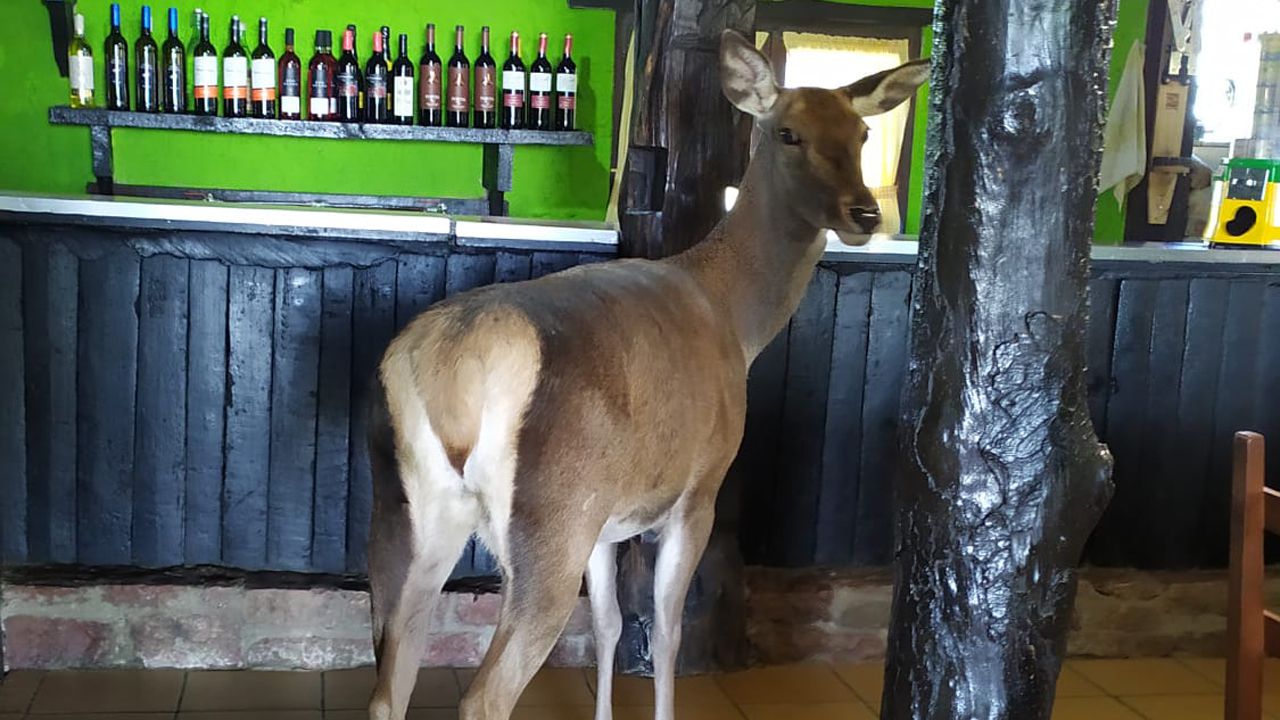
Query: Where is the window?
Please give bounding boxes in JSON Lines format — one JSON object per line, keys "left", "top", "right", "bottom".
{"left": 1194, "top": 0, "right": 1280, "bottom": 143}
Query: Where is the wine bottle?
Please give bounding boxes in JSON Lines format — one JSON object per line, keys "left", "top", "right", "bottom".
{"left": 418, "top": 24, "right": 442, "bottom": 126}
{"left": 192, "top": 11, "right": 217, "bottom": 115}
{"left": 474, "top": 26, "right": 496, "bottom": 129}
{"left": 134, "top": 7, "right": 159, "bottom": 112}
{"left": 68, "top": 13, "right": 95, "bottom": 108}
{"left": 104, "top": 3, "right": 129, "bottom": 111}
{"left": 381, "top": 26, "right": 392, "bottom": 70}
{"left": 161, "top": 8, "right": 186, "bottom": 113}
{"left": 347, "top": 24, "right": 362, "bottom": 112}
{"left": 249, "top": 17, "right": 276, "bottom": 118}
{"left": 336, "top": 27, "right": 362, "bottom": 122}
{"left": 365, "top": 31, "right": 389, "bottom": 123}
{"left": 500, "top": 31, "right": 525, "bottom": 130}
{"left": 279, "top": 28, "right": 303, "bottom": 120}
{"left": 446, "top": 25, "right": 470, "bottom": 128}
{"left": 222, "top": 15, "right": 248, "bottom": 117}
{"left": 308, "top": 29, "right": 337, "bottom": 120}
{"left": 391, "top": 34, "right": 414, "bottom": 125}
{"left": 528, "top": 32, "right": 553, "bottom": 130}
{"left": 555, "top": 34, "right": 576, "bottom": 131}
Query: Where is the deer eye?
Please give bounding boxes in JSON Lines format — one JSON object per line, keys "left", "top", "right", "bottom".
{"left": 779, "top": 128, "right": 802, "bottom": 146}
{"left": 862, "top": 129, "right": 871, "bottom": 143}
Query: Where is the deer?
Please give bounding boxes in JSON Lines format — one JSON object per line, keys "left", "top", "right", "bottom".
{"left": 366, "top": 29, "right": 929, "bottom": 720}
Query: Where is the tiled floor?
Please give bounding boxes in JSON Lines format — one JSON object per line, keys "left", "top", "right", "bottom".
{"left": 0, "top": 658, "right": 1276, "bottom": 719}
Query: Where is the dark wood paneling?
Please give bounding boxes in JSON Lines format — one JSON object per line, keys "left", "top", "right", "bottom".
{"left": 814, "top": 272, "right": 873, "bottom": 566}
{"left": 313, "top": 266, "right": 354, "bottom": 574}
{"left": 77, "top": 245, "right": 140, "bottom": 565}
{"left": 852, "top": 270, "right": 911, "bottom": 565}
{"left": 133, "top": 255, "right": 189, "bottom": 567}
{"left": 395, "top": 254, "right": 446, "bottom": 330}
{"left": 1085, "top": 278, "right": 1119, "bottom": 435}
{"left": 347, "top": 259, "right": 398, "bottom": 573}
{"left": 0, "top": 235, "right": 26, "bottom": 562}
{"left": 268, "top": 268, "right": 322, "bottom": 571}
{"left": 531, "top": 251, "right": 579, "bottom": 278}
{"left": 1257, "top": 282, "right": 1280, "bottom": 489}
{"left": 773, "top": 267, "right": 837, "bottom": 566}
{"left": 446, "top": 253, "right": 497, "bottom": 297}
{"left": 185, "top": 260, "right": 228, "bottom": 565}
{"left": 735, "top": 325, "right": 791, "bottom": 563}
{"left": 223, "top": 265, "right": 275, "bottom": 569}
{"left": 494, "top": 251, "right": 532, "bottom": 283}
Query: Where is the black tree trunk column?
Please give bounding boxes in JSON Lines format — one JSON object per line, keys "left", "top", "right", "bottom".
{"left": 883, "top": 1, "right": 1117, "bottom": 718}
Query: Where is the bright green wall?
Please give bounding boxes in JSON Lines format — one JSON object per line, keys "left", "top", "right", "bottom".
{"left": 1095, "top": 0, "right": 1150, "bottom": 244}
{"left": 1, "top": 0, "right": 615, "bottom": 219}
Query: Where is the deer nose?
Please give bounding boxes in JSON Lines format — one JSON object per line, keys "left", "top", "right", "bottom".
{"left": 848, "top": 206, "right": 881, "bottom": 233}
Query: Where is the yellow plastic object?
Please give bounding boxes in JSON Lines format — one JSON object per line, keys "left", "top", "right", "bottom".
{"left": 1208, "top": 158, "right": 1280, "bottom": 247}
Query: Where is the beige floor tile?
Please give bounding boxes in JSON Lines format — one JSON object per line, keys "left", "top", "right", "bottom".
{"left": 1178, "top": 658, "right": 1225, "bottom": 686}
{"left": 716, "top": 665, "right": 856, "bottom": 706}
{"left": 0, "top": 670, "right": 42, "bottom": 713}
{"left": 509, "top": 707, "right": 594, "bottom": 720}
{"left": 323, "top": 667, "right": 460, "bottom": 709}
{"left": 831, "top": 663, "right": 884, "bottom": 710}
{"left": 0, "top": 714, "right": 21, "bottom": 720}
{"left": 1056, "top": 665, "right": 1107, "bottom": 698}
{"left": 611, "top": 707, "right": 745, "bottom": 720}
{"left": 740, "top": 701, "right": 877, "bottom": 720}
{"left": 28, "top": 669, "right": 184, "bottom": 714}
{"left": 1119, "top": 694, "right": 1239, "bottom": 720}
{"left": 181, "top": 670, "right": 321, "bottom": 711}
{"left": 1051, "top": 697, "right": 1144, "bottom": 720}
{"left": 514, "top": 668, "right": 594, "bottom": 707}
{"left": 31, "top": 715, "right": 172, "bottom": 720}
{"left": 326, "top": 711, "right": 457, "bottom": 720}
{"left": 177, "top": 707, "right": 322, "bottom": 712}
{"left": 1068, "top": 659, "right": 1218, "bottom": 696}
{"left": 599, "top": 675, "right": 736, "bottom": 708}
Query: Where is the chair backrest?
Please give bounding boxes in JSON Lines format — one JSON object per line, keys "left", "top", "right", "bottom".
{"left": 1228, "top": 431, "right": 1274, "bottom": 720}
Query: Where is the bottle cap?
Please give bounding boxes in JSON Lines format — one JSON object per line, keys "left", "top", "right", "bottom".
{"left": 74, "top": 12, "right": 85, "bottom": 34}
{"left": 286, "top": 27, "right": 295, "bottom": 45}
{"left": 142, "top": 6, "right": 151, "bottom": 27}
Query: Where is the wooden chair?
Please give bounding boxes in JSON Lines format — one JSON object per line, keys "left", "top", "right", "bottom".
{"left": 1228, "top": 431, "right": 1275, "bottom": 720}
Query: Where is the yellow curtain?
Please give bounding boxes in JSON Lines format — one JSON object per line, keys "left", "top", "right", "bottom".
{"left": 782, "top": 32, "right": 911, "bottom": 233}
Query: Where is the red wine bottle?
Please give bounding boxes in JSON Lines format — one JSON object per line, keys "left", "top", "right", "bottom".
{"left": 446, "top": 25, "right": 470, "bottom": 127}
{"left": 391, "top": 34, "right": 414, "bottom": 125}
{"left": 161, "top": 8, "right": 186, "bottom": 113}
{"left": 135, "top": 6, "right": 159, "bottom": 112}
{"left": 555, "top": 34, "right": 576, "bottom": 131}
{"left": 528, "top": 33, "right": 553, "bottom": 130}
{"left": 105, "top": 3, "right": 130, "bottom": 111}
{"left": 381, "top": 26, "right": 392, "bottom": 70}
{"left": 365, "top": 32, "right": 389, "bottom": 123}
{"left": 191, "top": 11, "right": 217, "bottom": 115}
{"left": 278, "top": 28, "right": 302, "bottom": 119}
{"left": 336, "top": 27, "right": 362, "bottom": 122}
{"left": 307, "top": 29, "right": 337, "bottom": 120}
{"left": 222, "top": 15, "right": 248, "bottom": 117}
{"left": 346, "top": 24, "right": 363, "bottom": 113}
{"left": 418, "top": 24, "right": 442, "bottom": 126}
{"left": 250, "top": 17, "right": 276, "bottom": 118}
{"left": 500, "top": 31, "right": 525, "bottom": 130}
{"left": 474, "top": 26, "right": 496, "bottom": 129}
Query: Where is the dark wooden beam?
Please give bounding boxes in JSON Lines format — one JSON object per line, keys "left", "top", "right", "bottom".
{"left": 883, "top": 0, "right": 1117, "bottom": 717}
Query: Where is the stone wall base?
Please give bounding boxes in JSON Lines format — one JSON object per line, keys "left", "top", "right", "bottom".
{"left": 3, "top": 567, "right": 1270, "bottom": 670}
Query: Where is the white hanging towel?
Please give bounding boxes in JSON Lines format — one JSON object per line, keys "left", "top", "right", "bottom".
{"left": 1099, "top": 40, "right": 1148, "bottom": 207}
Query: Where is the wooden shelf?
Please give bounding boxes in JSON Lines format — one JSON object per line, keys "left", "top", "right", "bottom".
{"left": 48, "top": 106, "right": 593, "bottom": 146}
{"left": 48, "top": 106, "right": 594, "bottom": 216}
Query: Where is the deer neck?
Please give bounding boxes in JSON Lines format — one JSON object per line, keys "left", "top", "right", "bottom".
{"left": 669, "top": 146, "right": 826, "bottom": 364}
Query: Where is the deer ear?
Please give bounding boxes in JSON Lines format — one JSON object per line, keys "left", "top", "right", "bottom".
{"left": 720, "top": 30, "right": 778, "bottom": 117}
{"left": 842, "top": 59, "right": 930, "bottom": 117}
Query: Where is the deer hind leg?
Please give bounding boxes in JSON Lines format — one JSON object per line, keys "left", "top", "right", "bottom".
{"left": 586, "top": 541, "right": 622, "bottom": 720}
{"left": 367, "top": 414, "right": 475, "bottom": 720}
{"left": 459, "top": 518, "right": 597, "bottom": 720}
{"left": 652, "top": 503, "right": 716, "bottom": 720}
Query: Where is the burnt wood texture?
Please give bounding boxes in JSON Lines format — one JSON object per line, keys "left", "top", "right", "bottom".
{"left": 882, "top": 0, "right": 1118, "bottom": 717}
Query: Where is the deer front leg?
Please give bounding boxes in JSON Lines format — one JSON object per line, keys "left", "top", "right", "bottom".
{"left": 652, "top": 504, "right": 716, "bottom": 720}
{"left": 586, "top": 541, "right": 622, "bottom": 720}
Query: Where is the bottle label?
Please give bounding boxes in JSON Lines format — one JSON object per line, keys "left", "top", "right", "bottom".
{"left": 310, "top": 97, "right": 329, "bottom": 117}
{"left": 476, "top": 66, "right": 496, "bottom": 111}
{"left": 108, "top": 58, "right": 127, "bottom": 89}
{"left": 139, "top": 63, "right": 157, "bottom": 98}
{"left": 394, "top": 76, "right": 414, "bottom": 116}
{"left": 503, "top": 91, "right": 524, "bottom": 109}
{"left": 70, "top": 54, "right": 95, "bottom": 91}
{"left": 367, "top": 75, "right": 387, "bottom": 100}
{"left": 223, "top": 56, "right": 248, "bottom": 99}
{"left": 194, "top": 56, "right": 218, "bottom": 97}
{"left": 282, "top": 95, "right": 301, "bottom": 115}
{"left": 556, "top": 73, "right": 577, "bottom": 93}
{"left": 310, "top": 73, "right": 331, "bottom": 117}
{"left": 503, "top": 70, "right": 524, "bottom": 92}
{"left": 558, "top": 93, "right": 576, "bottom": 111}
{"left": 421, "top": 63, "right": 441, "bottom": 110}
{"left": 282, "top": 71, "right": 301, "bottom": 99}
{"left": 251, "top": 58, "right": 276, "bottom": 100}
{"left": 529, "top": 72, "right": 552, "bottom": 93}
{"left": 531, "top": 93, "right": 550, "bottom": 110}
{"left": 338, "top": 70, "right": 359, "bottom": 98}
{"left": 166, "top": 62, "right": 184, "bottom": 99}
{"left": 447, "top": 66, "right": 469, "bottom": 112}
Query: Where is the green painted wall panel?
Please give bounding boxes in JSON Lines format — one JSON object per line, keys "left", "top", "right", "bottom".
{"left": 1, "top": 0, "right": 615, "bottom": 219}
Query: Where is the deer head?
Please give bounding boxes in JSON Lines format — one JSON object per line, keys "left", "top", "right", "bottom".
{"left": 720, "top": 30, "right": 930, "bottom": 245}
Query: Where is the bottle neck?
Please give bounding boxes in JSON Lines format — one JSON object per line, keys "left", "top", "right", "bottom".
{"left": 399, "top": 36, "right": 408, "bottom": 58}
{"left": 537, "top": 34, "right": 547, "bottom": 58}
{"left": 110, "top": 5, "right": 120, "bottom": 32}
{"left": 564, "top": 36, "right": 573, "bottom": 59}
{"left": 343, "top": 30, "right": 353, "bottom": 53}
{"left": 510, "top": 34, "right": 519, "bottom": 57}
{"left": 374, "top": 35, "right": 383, "bottom": 56}
{"left": 455, "top": 27, "right": 464, "bottom": 52}
{"left": 427, "top": 26, "right": 436, "bottom": 52}
{"left": 259, "top": 22, "right": 268, "bottom": 46}
{"left": 482, "top": 28, "right": 490, "bottom": 53}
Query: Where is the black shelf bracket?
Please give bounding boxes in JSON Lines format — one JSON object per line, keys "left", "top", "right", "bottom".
{"left": 44, "top": 0, "right": 73, "bottom": 77}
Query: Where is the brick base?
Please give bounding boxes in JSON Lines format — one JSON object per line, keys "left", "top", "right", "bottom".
{"left": 3, "top": 567, "right": 1271, "bottom": 670}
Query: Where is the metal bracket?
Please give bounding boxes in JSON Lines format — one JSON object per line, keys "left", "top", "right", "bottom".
{"left": 89, "top": 126, "right": 114, "bottom": 196}
{"left": 482, "top": 144, "right": 514, "bottom": 216}
{"left": 43, "top": 0, "right": 73, "bottom": 77}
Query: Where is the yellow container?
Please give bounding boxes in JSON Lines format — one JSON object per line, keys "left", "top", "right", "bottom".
{"left": 1208, "top": 157, "right": 1280, "bottom": 247}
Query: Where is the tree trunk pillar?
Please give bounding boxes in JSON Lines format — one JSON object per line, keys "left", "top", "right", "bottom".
{"left": 884, "top": 1, "right": 1118, "bottom": 717}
